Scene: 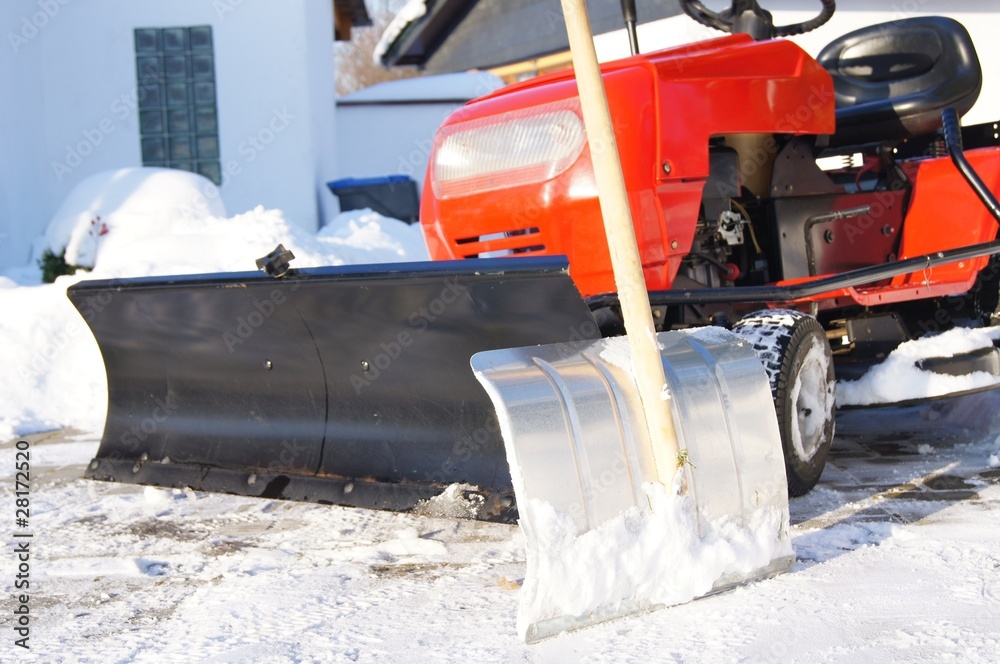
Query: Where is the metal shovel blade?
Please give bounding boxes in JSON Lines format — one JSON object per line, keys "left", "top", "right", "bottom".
{"left": 471, "top": 328, "right": 793, "bottom": 642}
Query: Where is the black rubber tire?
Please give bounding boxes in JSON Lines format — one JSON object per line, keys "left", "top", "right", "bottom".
{"left": 975, "top": 256, "right": 1000, "bottom": 326}
{"left": 733, "top": 310, "right": 836, "bottom": 496}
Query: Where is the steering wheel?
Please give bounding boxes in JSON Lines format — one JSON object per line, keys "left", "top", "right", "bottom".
{"left": 680, "top": 0, "right": 836, "bottom": 38}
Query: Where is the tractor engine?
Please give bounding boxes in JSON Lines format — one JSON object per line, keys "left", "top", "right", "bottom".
{"left": 681, "top": 145, "right": 754, "bottom": 292}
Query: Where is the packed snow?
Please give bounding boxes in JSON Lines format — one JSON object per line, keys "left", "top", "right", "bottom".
{"left": 41, "top": 168, "right": 427, "bottom": 279}
{"left": 44, "top": 168, "right": 228, "bottom": 270}
{"left": 514, "top": 480, "right": 791, "bottom": 642}
{"left": 1, "top": 168, "right": 427, "bottom": 441}
{"left": 3, "top": 398, "right": 999, "bottom": 660}
{"left": 837, "top": 327, "right": 1000, "bottom": 406}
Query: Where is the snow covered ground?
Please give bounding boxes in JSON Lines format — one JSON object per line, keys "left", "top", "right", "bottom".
{"left": 2, "top": 395, "right": 999, "bottom": 662}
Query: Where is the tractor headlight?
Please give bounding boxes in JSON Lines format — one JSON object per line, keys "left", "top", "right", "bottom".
{"left": 431, "top": 102, "right": 587, "bottom": 199}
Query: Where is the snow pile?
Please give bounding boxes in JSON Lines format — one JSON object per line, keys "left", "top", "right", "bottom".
{"left": 38, "top": 168, "right": 426, "bottom": 279}
{"left": 45, "top": 168, "right": 227, "bottom": 269}
{"left": 143, "top": 485, "right": 186, "bottom": 507}
{"left": 413, "top": 483, "right": 487, "bottom": 519}
{"left": 3, "top": 280, "right": 107, "bottom": 438}
{"left": 516, "top": 478, "right": 791, "bottom": 641}
{"left": 597, "top": 333, "right": 641, "bottom": 370}
{"left": 838, "top": 327, "right": 1000, "bottom": 406}
{"left": 316, "top": 208, "right": 427, "bottom": 265}
{"left": 1, "top": 167, "right": 428, "bottom": 440}
{"left": 597, "top": 325, "right": 740, "bottom": 369}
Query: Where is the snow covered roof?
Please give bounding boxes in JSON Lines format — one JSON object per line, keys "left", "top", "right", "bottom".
{"left": 337, "top": 71, "right": 504, "bottom": 104}
{"left": 377, "top": 0, "right": 683, "bottom": 73}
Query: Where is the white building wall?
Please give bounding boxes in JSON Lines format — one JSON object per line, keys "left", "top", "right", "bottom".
{"left": 336, "top": 104, "right": 458, "bottom": 192}
{"left": 303, "top": 11, "right": 340, "bottom": 225}
{"left": 0, "top": 0, "right": 337, "bottom": 270}
{"left": 0, "top": 9, "right": 48, "bottom": 270}
{"left": 595, "top": 0, "right": 1000, "bottom": 125}
{"left": 334, "top": 73, "right": 506, "bottom": 195}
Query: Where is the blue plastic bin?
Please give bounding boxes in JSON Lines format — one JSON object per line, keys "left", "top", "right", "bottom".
{"left": 327, "top": 175, "right": 420, "bottom": 224}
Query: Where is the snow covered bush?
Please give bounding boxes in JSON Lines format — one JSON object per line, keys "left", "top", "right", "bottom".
{"left": 44, "top": 167, "right": 227, "bottom": 272}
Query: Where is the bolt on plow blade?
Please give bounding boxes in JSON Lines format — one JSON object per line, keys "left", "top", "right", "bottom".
{"left": 67, "top": 257, "right": 600, "bottom": 522}
{"left": 472, "top": 329, "right": 794, "bottom": 642}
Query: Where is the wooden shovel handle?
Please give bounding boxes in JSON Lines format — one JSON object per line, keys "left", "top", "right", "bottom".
{"left": 559, "top": 0, "right": 681, "bottom": 476}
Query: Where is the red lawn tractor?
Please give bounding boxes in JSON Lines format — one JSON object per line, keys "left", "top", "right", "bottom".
{"left": 419, "top": 0, "right": 1000, "bottom": 494}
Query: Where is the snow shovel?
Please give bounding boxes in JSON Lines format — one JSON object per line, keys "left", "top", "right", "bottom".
{"left": 470, "top": 0, "right": 793, "bottom": 642}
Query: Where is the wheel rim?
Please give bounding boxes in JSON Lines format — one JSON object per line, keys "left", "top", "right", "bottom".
{"left": 788, "top": 337, "right": 833, "bottom": 461}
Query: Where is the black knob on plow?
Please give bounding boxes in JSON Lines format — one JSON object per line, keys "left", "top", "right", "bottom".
{"left": 255, "top": 244, "right": 296, "bottom": 278}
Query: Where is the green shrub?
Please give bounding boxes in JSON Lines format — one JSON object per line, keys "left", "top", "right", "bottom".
{"left": 38, "top": 249, "right": 85, "bottom": 284}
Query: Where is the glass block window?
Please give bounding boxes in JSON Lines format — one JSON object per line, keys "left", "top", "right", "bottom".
{"left": 135, "top": 26, "right": 221, "bottom": 185}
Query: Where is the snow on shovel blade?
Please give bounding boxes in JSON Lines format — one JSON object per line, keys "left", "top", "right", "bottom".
{"left": 471, "top": 328, "right": 794, "bottom": 642}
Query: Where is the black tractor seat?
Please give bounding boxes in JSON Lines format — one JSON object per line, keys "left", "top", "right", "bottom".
{"left": 818, "top": 16, "right": 982, "bottom": 147}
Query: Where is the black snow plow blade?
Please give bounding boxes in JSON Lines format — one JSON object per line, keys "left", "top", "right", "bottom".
{"left": 68, "top": 257, "right": 600, "bottom": 522}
